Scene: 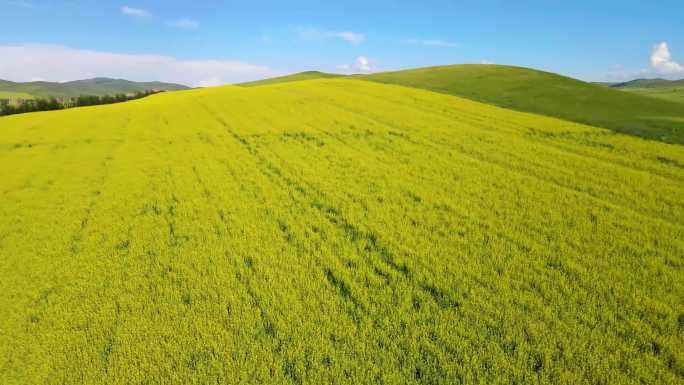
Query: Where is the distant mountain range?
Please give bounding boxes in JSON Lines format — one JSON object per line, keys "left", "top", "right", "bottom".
{"left": 0, "top": 77, "right": 190, "bottom": 99}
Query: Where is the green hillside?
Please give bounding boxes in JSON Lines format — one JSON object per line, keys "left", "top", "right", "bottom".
{"left": 358, "top": 64, "right": 684, "bottom": 144}
{"left": 621, "top": 86, "right": 684, "bottom": 103}
{"left": 0, "top": 77, "right": 189, "bottom": 98}
{"left": 1, "top": 78, "right": 683, "bottom": 384}
{"left": 239, "top": 71, "right": 344, "bottom": 87}
{"left": 608, "top": 79, "right": 684, "bottom": 103}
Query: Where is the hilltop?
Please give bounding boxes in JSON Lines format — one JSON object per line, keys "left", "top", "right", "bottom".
{"left": 0, "top": 77, "right": 189, "bottom": 98}
{"left": 239, "top": 71, "right": 344, "bottom": 87}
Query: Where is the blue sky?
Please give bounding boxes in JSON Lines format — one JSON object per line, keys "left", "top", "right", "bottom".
{"left": 1, "top": 0, "right": 683, "bottom": 86}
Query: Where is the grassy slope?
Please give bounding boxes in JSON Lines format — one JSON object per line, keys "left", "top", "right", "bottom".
{"left": 359, "top": 64, "right": 684, "bottom": 144}
{"left": 238, "top": 71, "right": 344, "bottom": 87}
{"left": 0, "top": 78, "right": 189, "bottom": 98}
{"left": 621, "top": 87, "right": 684, "bottom": 103}
{"left": 1, "top": 79, "right": 683, "bottom": 384}
{"left": 609, "top": 79, "right": 684, "bottom": 103}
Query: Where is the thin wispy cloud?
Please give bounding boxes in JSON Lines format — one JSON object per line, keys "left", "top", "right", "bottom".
{"left": 0, "top": 44, "right": 278, "bottom": 87}
{"left": 403, "top": 38, "right": 459, "bottom": 48}
{"left": 650, "top": 42, "right": 683, "bottom": 74}
{"left": 601, "top": 66, "right": 650, "bottom": 82}
{"left": 296, "top": 27, "right": 366, "bottom": 45}
{"left": 167, "top": 18, "right": 199, "bottom": 29}
{"left": 5, "top": 0, "right": 38, "bottom": 9}
{"left": 121, "top": 5, "right": 150, "bottom": 18}
{"left": 334, "top": 32, "right": 365, "bottom": 45}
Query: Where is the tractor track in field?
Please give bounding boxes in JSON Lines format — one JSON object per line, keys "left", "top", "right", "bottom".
{"left": 210, "top": 111, "right": 463, "bottom": 317}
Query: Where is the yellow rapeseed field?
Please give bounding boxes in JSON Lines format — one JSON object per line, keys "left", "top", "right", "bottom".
{"left": 1, "top": 79, "right": 683, "bottom": 384}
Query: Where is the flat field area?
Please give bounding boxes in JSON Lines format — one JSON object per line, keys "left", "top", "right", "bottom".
{"left": 1, "top": 79, "right": 683, "bottom": 384}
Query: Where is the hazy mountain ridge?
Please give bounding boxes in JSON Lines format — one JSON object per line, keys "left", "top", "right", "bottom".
{"left": 0, "top": 77, "right": 190, "bottom": 98}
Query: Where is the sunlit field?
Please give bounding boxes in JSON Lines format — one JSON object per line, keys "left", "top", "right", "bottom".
{"left": 1, "top": 79, "right": 683, "bottom": 384}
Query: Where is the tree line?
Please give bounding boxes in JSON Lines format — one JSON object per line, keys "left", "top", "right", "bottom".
{"left": 0, "top": 90, "right": 162, "bottom": 116}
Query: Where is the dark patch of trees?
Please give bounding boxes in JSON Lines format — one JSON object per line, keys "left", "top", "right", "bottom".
{"left": 0, "top": 90, "right": 162, "bottom": 117}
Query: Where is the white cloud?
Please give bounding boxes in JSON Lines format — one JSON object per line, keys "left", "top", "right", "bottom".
{"left": 404, "top": 38, "right": 458, "bottom": 48}
{"left": 594, "top": 42, "right": 683, "bottom": 82}
{"left": 650, "top": 42, "right": 683, "bottom": 74}
{"left": 480, "top": 60, "right": 494, "bottom": 65}
{"left": 0, "top": 44, "right": 278, "bottom": 87}
{"left": 121, "top": 5, "right": 150, "bottom": 18}
{"left": 355, "top": 56, "right": 371, "bottom": 71}
{"left": 296, "top": 27, "right": 365, "bottom": 45}
{"left": 167, "top": 18, "right": 200, "bottom": 29}
{"left": 336, "top": 56, "right": 374, "bottom": 74}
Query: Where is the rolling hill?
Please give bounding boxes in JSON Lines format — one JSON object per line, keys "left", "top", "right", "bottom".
{"left": 239, "top": 71, "right": 344, "bottom": 87}
{"left": 0, "top": 77, "right": 190, "bottom": 99}
{"left": 239, "top": 65, "right": 684, "bottom": 144}
{"left": 1, "top": 78, "right": 683, "bottom": 384}
{"left": 609, "top": 78, "right": 684, "bottom": 103}
{"left": 358, "top": 65, "right": 684, "bottom": 144}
